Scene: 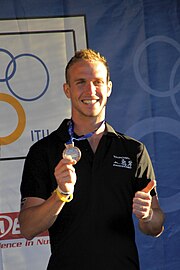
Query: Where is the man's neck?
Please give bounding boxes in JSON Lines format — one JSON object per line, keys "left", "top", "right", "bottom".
{"left": 70, "top": 117, "right": 105, "bottom": 153}
{"left": 71, "top": 118, "right": 105, "bottom": 153}
{"left": 72, "top": 117, "right": 105, "bottom": 136}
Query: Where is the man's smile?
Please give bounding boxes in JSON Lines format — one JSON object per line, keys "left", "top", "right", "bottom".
{"left": 81, "top": 99, "right": 99, "bottom": 104}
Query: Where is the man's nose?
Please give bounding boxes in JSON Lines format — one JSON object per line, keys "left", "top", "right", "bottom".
{"left": 85, "top": 81, "right": 96, "bottom": 94}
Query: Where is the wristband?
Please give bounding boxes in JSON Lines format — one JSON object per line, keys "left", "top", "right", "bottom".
{"left": 54, "top": 188, "right": 73, "bottom": 203}
{"left": 57, "top": 185, "right": 73, "bottom": 195}
{"left": 141, "top": 209, "right": 153, "bottom": 223}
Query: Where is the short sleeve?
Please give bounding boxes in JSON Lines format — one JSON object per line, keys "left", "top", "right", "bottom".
{"left": 20, "top": 143, "right": 52, "bottom": 200}
{"left": 135, "top": 144, "right": 156, "bottom": 196}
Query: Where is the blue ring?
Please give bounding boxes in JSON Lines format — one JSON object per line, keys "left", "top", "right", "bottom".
{"left": 133, "top": 35, "right": 180, "bottom": 97}
{"left": 0, "top": 48, "right": 16, "bottom": 82}
{"left": 5, "top": 53, "right": 50, "bottom": 101}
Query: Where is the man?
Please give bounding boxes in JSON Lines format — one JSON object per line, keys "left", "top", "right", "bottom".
{"left": 19, "top": 49, "right": 164, "bottom": 269}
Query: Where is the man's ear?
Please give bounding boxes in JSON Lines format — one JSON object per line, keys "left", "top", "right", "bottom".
{"left": 107, "top": 81, "right": 112, "bottom": 97}
{"left": 63, "top": 83, "right": 71, "bottom": 98}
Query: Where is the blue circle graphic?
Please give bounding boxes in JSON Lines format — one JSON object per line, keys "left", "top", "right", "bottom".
{"left": 133, "top": 36, "right": 180, "bottom": 97}
{"left": 0, "top": 48, "right": 16, "bottom": 82}
{"left": 170, "top": 57, "right": 180, "bottom": 117}
{"left": 5, "top": 53, "right": 50, "bottom": 101}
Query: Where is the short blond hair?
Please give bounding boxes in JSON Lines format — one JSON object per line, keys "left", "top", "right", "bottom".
{"left": 65, "top": 49, "right": 110, "bottom": 83}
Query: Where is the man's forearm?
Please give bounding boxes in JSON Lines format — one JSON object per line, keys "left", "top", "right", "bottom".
{"left": 19, "top": 192, "right": 65, "bottom": 240}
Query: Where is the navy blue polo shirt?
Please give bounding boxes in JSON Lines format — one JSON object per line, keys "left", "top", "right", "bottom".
{"left": 21, "top": 119, "right": 155, "bottom": 270}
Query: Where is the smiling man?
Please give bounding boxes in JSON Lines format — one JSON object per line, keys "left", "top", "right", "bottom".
{"left": 19, "top": 49, "right": 164, "bottom": 270}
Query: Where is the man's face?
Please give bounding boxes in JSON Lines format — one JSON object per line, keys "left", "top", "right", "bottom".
{"left": 63, "top": 59, "right": 112, "bottom": 120}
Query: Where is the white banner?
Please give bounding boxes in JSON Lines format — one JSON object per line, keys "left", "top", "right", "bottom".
{"left": 0, "top": 16, "right": 87, "bottom": 270}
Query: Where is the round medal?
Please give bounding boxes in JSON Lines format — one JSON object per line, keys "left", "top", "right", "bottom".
{"left": 63, "top": 144, "right": 81, "bottom": 162}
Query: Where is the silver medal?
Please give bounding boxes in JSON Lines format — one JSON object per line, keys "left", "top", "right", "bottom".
{"left": 62, "top": 143, "right": 81, "bottom": 162}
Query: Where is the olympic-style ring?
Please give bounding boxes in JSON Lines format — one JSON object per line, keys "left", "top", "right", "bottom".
{"left": 133, "top": 35, "right": 180, "bottom": 97}
{"left": 133, "top": 35, "right": 180, "bottom": 121}
{"left": 170, "top": 57, "right": 180, "bottom": 117}
{"left": 0, "top": 48, "right": 16, "bottom": 82}
{"left": 126, "top": 116, "right": 180, "bottom": 140}
{"left": 5, "top": 53, "right": 50, "bottom": 101}
{"left": 0, "top": 93, "right": 26, "bottom": 145}
{"left": 0, "top": 49, "right": 49, "bottom": 146}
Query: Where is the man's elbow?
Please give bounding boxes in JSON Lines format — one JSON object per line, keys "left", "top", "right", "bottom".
{"left": 18, "top": 214, "right": 35, "bottom": 240}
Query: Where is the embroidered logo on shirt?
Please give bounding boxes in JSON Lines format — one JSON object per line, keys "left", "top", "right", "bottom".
{"left": 113, "top": 155, "right": 133, "bottom": 169}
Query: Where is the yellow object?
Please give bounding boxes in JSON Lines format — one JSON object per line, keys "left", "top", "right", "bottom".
{"left": 54, "top": 188, "right": 73, "bottom": 203}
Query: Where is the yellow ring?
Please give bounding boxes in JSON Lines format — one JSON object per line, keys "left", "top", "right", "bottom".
{"left": 0, "top": 93, "right": 26, "bottom": 145}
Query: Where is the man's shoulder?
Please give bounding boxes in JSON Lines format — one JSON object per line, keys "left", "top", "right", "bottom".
{"left": 106, "top": 122, "right": 144, "bottom": 148}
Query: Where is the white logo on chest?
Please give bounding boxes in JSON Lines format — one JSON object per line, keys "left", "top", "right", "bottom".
{"left": 113, "top": 155, "right": 133, "bottom": 169}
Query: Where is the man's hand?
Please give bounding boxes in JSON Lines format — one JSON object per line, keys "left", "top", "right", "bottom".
{"left": 54, "top": 157, "right": 77, "bottom": 194}
{"left": 132, "top": 180, "right": 156, "bottom": 220}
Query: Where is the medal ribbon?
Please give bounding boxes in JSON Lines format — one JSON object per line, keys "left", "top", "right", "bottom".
{"left": 66, "top": 120, "right": 105, "bottom": 145}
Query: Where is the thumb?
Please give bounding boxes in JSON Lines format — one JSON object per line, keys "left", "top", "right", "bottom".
{"left": 142, "top": 180, "right": 156, "bottom": 193}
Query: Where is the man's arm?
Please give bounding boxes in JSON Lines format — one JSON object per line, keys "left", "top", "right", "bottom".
{"left": 133, "top": 180, "right": 165, "bottom": 237}
{"left": 19, "top": 157, "right": 77, "bottom": 240}
{"left": 19, "top": 192, "right": 65, "bottom": 240}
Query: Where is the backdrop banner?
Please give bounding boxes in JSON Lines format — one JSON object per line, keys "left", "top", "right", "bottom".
{"left": 0, "top": 1, "right": 179, "bottom": 270}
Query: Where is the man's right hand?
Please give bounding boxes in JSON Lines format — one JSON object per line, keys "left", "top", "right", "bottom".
{"left": 54, "top": 157, "right": 77, "bottom": 194}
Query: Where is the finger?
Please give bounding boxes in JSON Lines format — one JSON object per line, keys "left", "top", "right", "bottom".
{"left": 63, "top": 157, "right": 77, "bottom": 164}
{"left": 55, "top": 157, "right": 76, "bottom": 170}
{"left": 55, "top": 164, "right": 75, "bottom": 179}
{"left": 142, "top": 180, "right": 156, "bottom": 193}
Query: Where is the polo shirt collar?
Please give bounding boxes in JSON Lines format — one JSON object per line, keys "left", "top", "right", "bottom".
{"left": 56, "top": 119, "right": 120, "bottom": 143}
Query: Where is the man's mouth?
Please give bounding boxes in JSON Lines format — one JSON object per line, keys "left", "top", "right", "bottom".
{"left": 81, "top": 99, "right": 99, "bottom": 104}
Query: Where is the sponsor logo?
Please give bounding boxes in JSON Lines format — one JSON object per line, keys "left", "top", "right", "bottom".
{"left": 113, "top": 155, "right": 133, "bottom": 169}
{"left": 0, "top": 212, "right": 48, "bottom": 240}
